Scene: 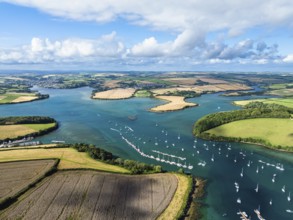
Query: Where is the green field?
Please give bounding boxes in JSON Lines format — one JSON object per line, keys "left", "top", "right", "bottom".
{"left": 0, "top": 123, "right": 56, "bottom": 140}
{"left": 204, "top": 118, "right": 293, "bottom": 148}
{"left": 267, "top": 83, "right": 293, "bottom": 90}
{"left": 134, "top": 90, "right": 152, "bottom": 97}
{"left": 234, "top": 98, "right": 293, "bottom": 108}
{"left": 0, "top": 93, "right": 37, "bottom": 104}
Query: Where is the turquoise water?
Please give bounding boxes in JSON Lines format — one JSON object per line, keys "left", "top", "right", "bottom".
{"left": 1, "top": 86, "right": 293, "bottom": 220}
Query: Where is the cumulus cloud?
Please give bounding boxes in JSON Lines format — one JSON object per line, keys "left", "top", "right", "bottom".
{"left": 283, "top": 54, "right": 293, "bottom": 63}
{"left": 0, "top": 32, "right": 125, "bottom": 64}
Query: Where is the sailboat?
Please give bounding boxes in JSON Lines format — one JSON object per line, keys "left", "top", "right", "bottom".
{"left": 188, "top": 163, "right": 193, "bottom": 170}
{"left": 211, "top": 154, "right": 214, "bottom": 162}
{"left": 288, "top": 192, "right": 291, "bottom": 202}
{"left": 282, "top": 185, "right": 286, "bottom": 193}
{"left": 255, "top": 184, "right": 259, "bottom": 193}
{"left": 247, "top": 160, "right": 251, "bottom": 167}
{"left": 256, "top": 166, "right": 259, "bottom": 174}
{"left": 240, "top": 168, "right": 244, "bottom": 177}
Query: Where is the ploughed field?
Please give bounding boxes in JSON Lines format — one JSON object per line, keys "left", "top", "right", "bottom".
{"left": 0, "top": 170, "right": 178, "bottom": 220}
{"left": 0, "top": 160, "right": 57, "bottom": 205}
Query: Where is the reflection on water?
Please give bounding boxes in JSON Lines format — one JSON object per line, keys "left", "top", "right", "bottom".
{"left": 0, "top": 87, "right": 293, "bottom": 220}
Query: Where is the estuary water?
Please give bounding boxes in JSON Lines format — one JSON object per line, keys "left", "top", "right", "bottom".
{"left": 1, "top": 86, "right": 293, "bottom": 220}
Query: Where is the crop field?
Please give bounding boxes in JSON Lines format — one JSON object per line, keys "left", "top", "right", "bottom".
{"left": 204, "top": 118, "right": 293, "bottom": 148}
{"left": 0, "top": 159, "right": 57, "bottom": 205}
{"left": 0, "top": 93, "right": 38, "bottom": 104}
{"left": 0, "top": 123, "right": 56, "bottom": 140}
{"left": 150, "top": 96, "right": 197, "bottom": 112}
{"left": 92, "top": 88, "right": 136, "bottom": 99}
{"left": 0, "top": 171, "right": 178, "bottom": 220}
{"left": 162, "top": 77, "right": 198, "bottom": 85}
{"left": 0, "top": 147, "right": 129, "bottom": 173}
{"left": 234, "top": 98, "right": 293, "bottom": 109}
{"left": 267, "top": 88, "right": 293, "bottom": 97}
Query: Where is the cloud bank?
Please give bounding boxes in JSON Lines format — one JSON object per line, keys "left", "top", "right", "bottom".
{"left": 0, "top": 0, "right": 292, "bottom": 69}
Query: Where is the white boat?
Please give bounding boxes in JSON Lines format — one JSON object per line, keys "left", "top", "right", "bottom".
{"left": 178, "top": 134, "right": 180, "bottom": 140}
{"left": 188, "top": 164, "right": 193, "bottom": 170}
{"left": 255, "top": 184, "right": 259, "bottom": 193}
{"left": 282, "top": 185, "right": 286, "bottom": 193}
{"left": 240, "top": 168, "right": 244, "bottom": 178}
{"left": 272, "top": 174, "right": 276, "bottom": 183}
{"left": 247, "top": 160, "right": 251, "bottom": 167}
{"left": 286, "top": 209, "right": 293, "bottom": 213}
{"left": 254, "top": 207, "right": 266, "bottom": 220}
{"left": 237, "top": 198, "right": 241, "bottom": 204}
{"left": 181, "top": 148, "right": 184, "bottom": 151}
{"left": 269, "top": 199, "right": 272, "bottom": 205}
{"left": 256, "top": 166, "right": 259, "bottom": 173}
{"left": 211, "top": 154, "right": 214, "bottom": 162}
{"left": 288, "top": 192, "right": 291, "bottom": 202}
{"left": 234, "top": 157, "right": 237, "bottom": 163}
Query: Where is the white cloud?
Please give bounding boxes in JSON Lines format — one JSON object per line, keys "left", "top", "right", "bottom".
{"left": 283, "top": 54, "right": 293, "bottom": 63}
{"left": 0, "top": 32, "right": 125, "bottom": 64}
{"left": 3, "top": 0, "right": 293, "bottom": 34}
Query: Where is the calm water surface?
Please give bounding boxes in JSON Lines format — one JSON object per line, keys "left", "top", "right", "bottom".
{"left": 1, "top": 86, "right": 293, "bottom": 220}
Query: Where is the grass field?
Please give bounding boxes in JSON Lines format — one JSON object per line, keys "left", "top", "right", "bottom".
{"left": 158, "top": 174, "right": 191, "bottom": 220}
{"left": 267, "top": 88, "right": 293, "bottom": 97}
{"left": 0, "top": 171, "right": 177, "bottom": 220}
{"left": 267, "top": 83, "right": 293, "bottom": 90}
{"left": 0, "top": 93, "right": 38, "bottom": 104}
{"left": 204, "top": 118, "right": 293, "bottom": 148}
{"left": 0, "top": 147, "right": 129, "bottom": 173}
{"left": 134, "top": 90, "right": 152, "bottom": 97}
{"left": 234, "top": 98, "right": 293, "bottom": 108}
{"left": 0, "top": 123, "right": 56, "bottom": 140}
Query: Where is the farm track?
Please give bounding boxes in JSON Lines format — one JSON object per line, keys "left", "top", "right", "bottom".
{"left": 0, "top": 170, "right": 178, "bottom": 220}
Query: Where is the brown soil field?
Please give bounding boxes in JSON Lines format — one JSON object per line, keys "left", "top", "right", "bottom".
{"left": 0, "top": 96, "right": 5, "bottom": 100}
{"left": 162, "top": 78, "right": 198, "bottom": 85}
{"left": 198, "top": 77, "right": 229, "bottom": 84}
{"left": 0, "top": 171, "right": 178, "bottom": 220}
{"left": 150, "top": 96, "right": 197, "bottom": 112}
{"left": 0, "top": 160, "right": 57, "bottom": 206}
{"left": 92, "top": 88, "right": 136, "bottom": 100}
{"left": 103, "top": 80, "right": 121, "bottom": 89}
{"left": 10, "top": 96, "right": 38, "bottom": 103}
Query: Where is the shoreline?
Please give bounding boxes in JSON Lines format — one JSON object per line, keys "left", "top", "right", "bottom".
{"left": 149, "top": 95, "right": 198, "bottom": 112}
{"left": 196, "top": 133, "right": 293, "bottom": 153}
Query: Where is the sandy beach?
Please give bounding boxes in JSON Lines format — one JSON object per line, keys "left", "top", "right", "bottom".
{"left": 150, "top": 95, "right": 197, "bottom": 112}
{"left": 92, "top": 88, "right": 136, "bottom": 99}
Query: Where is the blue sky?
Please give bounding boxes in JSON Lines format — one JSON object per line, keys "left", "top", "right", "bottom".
{"left": 0, "top": 0, "right": 293, "bottom": 71}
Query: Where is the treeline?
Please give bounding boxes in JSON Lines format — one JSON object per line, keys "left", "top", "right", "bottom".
{"left": 62, "top": 143, "right": 163, "bottom": 174}
{"left": 163, "top": 90, "right": 201, "bottom": 98}
{"left": 194, "top": 102, "right": 293, "bottom": 136}
{"left": 0, "top": 116, "right": 56, "bottom": 125}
